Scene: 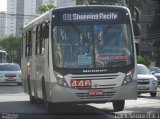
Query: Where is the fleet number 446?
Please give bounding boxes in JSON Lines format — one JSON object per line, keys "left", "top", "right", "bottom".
{"left": 70, "top": 80, "right": 92, "bottom": 89}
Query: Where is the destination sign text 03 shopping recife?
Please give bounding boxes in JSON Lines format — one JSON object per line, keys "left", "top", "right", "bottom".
{"left": 62, "top": 12, "right": 119, "bottom": 21}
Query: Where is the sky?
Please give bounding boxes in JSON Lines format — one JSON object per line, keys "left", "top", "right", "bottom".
{"left": 0, "top": 0, "right": 7, "bottom": 11}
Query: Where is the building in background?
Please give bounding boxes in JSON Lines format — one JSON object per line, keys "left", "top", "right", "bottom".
{"left": 6, "top": 0, "right": 18, "bottom": 37}
{"left": 0, "top": 11, "right": 6, "bottom": 38}
{"left": 6, "top": 0, "right": 25, "bottom": 37}
{"left": 5, "top": 0, "right": 75, "bottom": 37}
{"left": 137, "top": 0, "right": 159, "bottom": 56}
{"left": 136, "top": 0, "right": 160, "bottom": 66}
{"left": 24, "top": 0, "right": 56, "bottom": 26}
{"left": 23, "top": 0, "right": 40, "bottom": 26}
{"left": 139, "top": 0, "right": 159, "bottom": 39}
{"left": 16, "top": 0, "right": 24, "bottom": 37}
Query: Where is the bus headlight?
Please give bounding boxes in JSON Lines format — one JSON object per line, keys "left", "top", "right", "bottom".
{"left": 152, "top": 79, "right": 157, "bottom": 84}
{"left": 54, "top": 71, "right": 69, "bottom": 88}
{"left": 122, "top": 70, "right": 133, "bottom": 86}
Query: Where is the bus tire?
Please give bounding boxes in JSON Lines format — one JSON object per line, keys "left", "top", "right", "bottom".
{"left": 27, "top": 75, "right": 38, "bottom": 104}
{"left": 41, "top": 77, "right": 53, "bottom": 112}
{"left": 45, "top": 101, "right": 53, "bottom": 112}
{"left": 112, "top": 100, "right": 125, "bottom": 112}
{"left": 30, "top": 95, "right": 38, "bottom": 104}
{"left": 27, "top": 75, "right": 31, "bottom": 95}
{"left": 138, "top": 92, "right": 141, "bottom": 96}
{"left": 150, "top": 92, "right": 157, "bottom": 97}
{"left": 17, "top": 82, "right": 22, "bottom": 86}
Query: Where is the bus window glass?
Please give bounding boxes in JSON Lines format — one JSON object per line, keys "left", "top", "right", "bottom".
{"left": 53, "top": 25, "right": 94, "bottom": 68}
{"left": 53, "top": 24, "right": 133, "bottom": 69}
{"left": 95, "top": 24, "right": 132, "bottom": 67}
{"left": 36, "top": 26, "right": 42, "bottom": 55}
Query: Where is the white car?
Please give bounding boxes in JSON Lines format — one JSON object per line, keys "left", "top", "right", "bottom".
{"left": 151, "top": 66, "right": 160, "bottom": 85}
{"left": 0, "top": 63, "right": 22, "bottom": 85}
{"left": 137, "top": 64, "right": 158, "bottom": 97}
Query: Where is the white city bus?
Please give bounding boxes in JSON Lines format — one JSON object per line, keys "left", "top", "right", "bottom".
{"left": 21, "top": 5, "right": 137, "bottom": 112}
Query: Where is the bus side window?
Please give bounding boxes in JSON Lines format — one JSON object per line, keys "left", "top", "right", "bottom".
{"left": 25, "top": 32, "right": 27, "bottom": 57}
{"left": 41, "top": 23, "right": 49, "bottom": 54}
{"left": 25, "top": 31, "right": 32, "bottom": 57}
{"left": 35, "top": 27, "right": 39, "bottom": 55}
{"left": 36, "top": 25, "right": 44, "bottom": 55}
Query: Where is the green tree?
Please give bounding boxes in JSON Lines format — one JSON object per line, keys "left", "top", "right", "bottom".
{"left": 137, "top": 55, "right": 151, "bottom": 68}
{"left": 38, "top": 3, "right": 56, "bottom": 14}
{"left": 0, "top": 35, "right": 21, "bottom": 65}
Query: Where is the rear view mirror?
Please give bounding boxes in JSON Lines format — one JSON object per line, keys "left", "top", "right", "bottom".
{"left": 133, "top": 21, "right": 140, "bottom": 36}
{"left": 42, "top": 20, "right": 49, "bottom": 38}
{"left": 42, "top": 25, "right": 49, "bottom": 38}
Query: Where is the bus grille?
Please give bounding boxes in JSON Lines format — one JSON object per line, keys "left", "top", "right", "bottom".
{"left": 70, "top": 74, "right": 119, "bottom": 89}
{"left": 71, "top": 74, "right": 119, "bottom": 79}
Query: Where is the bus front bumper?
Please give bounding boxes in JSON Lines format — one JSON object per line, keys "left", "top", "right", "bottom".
{"left": 48, "top": 80, "right": 137, "bottom": 103}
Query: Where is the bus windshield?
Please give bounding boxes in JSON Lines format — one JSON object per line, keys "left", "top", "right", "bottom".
{"left": 53, "top": 23, "right": 133, "bottom": 69}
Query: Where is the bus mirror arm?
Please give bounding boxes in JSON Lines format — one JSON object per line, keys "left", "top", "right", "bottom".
{"left": 134, "top": 7, "right": 140, "bottom": 23}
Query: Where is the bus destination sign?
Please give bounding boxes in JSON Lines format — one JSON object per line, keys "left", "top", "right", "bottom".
{"left": 62, "top": 12, "right": 119, "bottom": 22}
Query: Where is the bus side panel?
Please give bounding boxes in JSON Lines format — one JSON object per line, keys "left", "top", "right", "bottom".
{"left": 21, "top": 58, "right": 28, "bottom": 93}
{"left": 44, "top": 37, "right": 52, "bottom": 102}
{"left": 45, "top": 21, "right": 53, "bottom": 102}
{"left": 35, "top": 55, "right": 44, "bottom": 99}
{"left": 35, "top": 23, "right": 50, "bottom": 100}
{"left": 30, "top": 29, "right": 37, "bottom": 98}
{"left": 21, "top": 34, "right": 29, "bottom": 94}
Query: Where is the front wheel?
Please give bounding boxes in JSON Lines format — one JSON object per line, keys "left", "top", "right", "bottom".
{"left": 17, "top": 82, "right": 22, "bottom": 86}
{"left": 112, "top": 100, "right": 125, "bottom": 112}
{"left": 45, "top": 101, "right": 53, "bottom": 112}
{"left": 41, "top": 77, "right": 53, "bottom": 112}
{"left": 150, "top": 92, "right": 157, "bottom": 97}
{"left": 30, "top": 95, "right": 38, "bottom": 104}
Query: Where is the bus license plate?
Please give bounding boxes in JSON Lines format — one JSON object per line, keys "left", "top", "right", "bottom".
{"left": 70, "top": 80, "right": 92, "bottom": 89}
{"left": 89, "top": 90, "right": 103, "bottom": 96}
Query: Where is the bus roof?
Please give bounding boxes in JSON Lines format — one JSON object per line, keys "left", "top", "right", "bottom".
{"left": 23, "top": 10, "right": 51, "bottom": 32}
{"left": 54, "top": 5, "right": 128, "bottom": 10}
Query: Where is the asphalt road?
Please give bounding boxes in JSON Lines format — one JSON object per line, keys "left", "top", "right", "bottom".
{"left": 0, "top": 84, "right": 160, "bottom": 119}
